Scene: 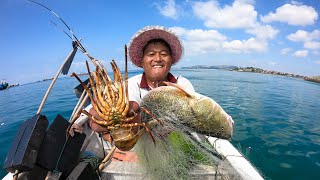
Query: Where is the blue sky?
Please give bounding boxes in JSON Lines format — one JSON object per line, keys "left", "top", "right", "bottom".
{"left": 1, "top": 0, "right": 319, "bottom": 84}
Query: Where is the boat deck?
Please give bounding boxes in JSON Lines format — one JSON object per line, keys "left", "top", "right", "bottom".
{"left": 3, "top": 123, "right": 263, "bottom": 180}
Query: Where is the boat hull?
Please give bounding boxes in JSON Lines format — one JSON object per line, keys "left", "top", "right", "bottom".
{"left": 3, "top": 121, "right": 264, "bottom": 180}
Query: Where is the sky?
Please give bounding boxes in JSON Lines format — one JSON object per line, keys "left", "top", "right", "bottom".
{"left": 1, "top": 0, "right": 319, "bottom": 84}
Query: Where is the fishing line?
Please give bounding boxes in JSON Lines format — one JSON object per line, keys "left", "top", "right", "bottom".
{"left": 186, "top": 131, "right": 224, "bottom": 160}
{"left": 49, "top": 20, "right": 73, "bottom": 42}
{"left": 230, "top": 137, "right": 252, "bottom": 156}
{"left": 27, "top": 0, "right": 97, "bottom": 64}
{"left": 27, "top": 0, "right": 74, "bottom": 39}
{"left": 99, "top": 133, "right": 106, "bottom": 157}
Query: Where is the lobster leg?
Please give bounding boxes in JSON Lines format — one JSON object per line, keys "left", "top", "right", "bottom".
{"left": 140, "top": 107, "right": 163, "bottom": 126}
{"left": 81, "top": 109, "right": 114, "bottom": 126}
{"left": 120, "top": 122, "right": 156, "bottom": 146}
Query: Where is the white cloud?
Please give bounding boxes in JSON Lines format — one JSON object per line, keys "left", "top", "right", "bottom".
{"left": 293, "top": 50, "right": 308, "bottom": 57}
{"left": 188, "top": 0, "right": 278, "bottom": 53}
{"left": 304, "top": 41, "right": 320, "bottom": 49}
{"left": 287, "top": 30, "right": 320, "bottom": 42}
{"left": 170, "top": 27, "right": 187, "bottom": 35}
{"left": 223, "top": 40, "right": 243, "bottom": 52}
{"left": 70, "top": 61, "right": 87, "bottom": 73}
{"left": 315, "top": 61, "right": 320, "bottom": 64}
{"left": 287, "top": 30, "right": 309, "bottom": 42}
{"left": 246, "top": 24, "right": 279, "bottom": 40}
{"left": 172, "top": 26, "right": 270, "bottom": 54}
{"left": 261, "top": 3, "right": 318, "bottom": 26}
{"left": 223, "top": 38, "right": 267, "bottom": 53}
{"left": 184, "top": 40, "right": 221, "bottom": 55}
{"left": 156, "top": 0, "right": 178, "bottom": 19}
{"left": 281, "top": 48, "right": 292, "bottom": 55}
{"left": 184, "top": 29, "right": 227, "bottom": 41}
{"left": 312, "top": 50, "right": 320, "bottom": 55}
{"left": 171, "top": 27, "right": 227, "bottom": 55}
{"left": 269, "top": 61, "right": 278, "bottom": 66}
{"left": 171, "top": 27, "right": 227, "bottom": 41}
{"left": 290, "top": 1, "right": 303, "bottom": 6}
{"left": 192, "top": 0, "right": 258, "bottom": 28}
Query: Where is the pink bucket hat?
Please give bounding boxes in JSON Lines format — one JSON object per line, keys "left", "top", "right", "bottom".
{"left": 128, "top": 26, "right": 183, "bottom": 67}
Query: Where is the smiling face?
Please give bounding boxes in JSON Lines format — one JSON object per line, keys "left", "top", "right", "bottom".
{"left": 141, "top": 40, "right": 173, "bottom": 87}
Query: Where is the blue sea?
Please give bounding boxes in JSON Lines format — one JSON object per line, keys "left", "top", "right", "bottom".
{"left": 0, "top": 69, "right": 319, "bottom": 179}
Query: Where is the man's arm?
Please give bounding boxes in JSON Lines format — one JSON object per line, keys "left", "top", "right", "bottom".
{"left": 69, "top": 104, "right": 92, "bottom": 136}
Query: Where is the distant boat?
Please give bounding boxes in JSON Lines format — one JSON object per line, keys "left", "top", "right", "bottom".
{"left": 0, "top": 79, "right": 8, "bottom": 90}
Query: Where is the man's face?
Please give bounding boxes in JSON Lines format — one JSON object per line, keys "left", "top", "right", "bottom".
{"left": 141, "top": 42, "right": 173, "bottom": 82}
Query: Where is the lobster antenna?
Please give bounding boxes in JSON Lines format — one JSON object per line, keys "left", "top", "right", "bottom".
{"left": 125, "top": 45, "right": 128, "bottom": 102}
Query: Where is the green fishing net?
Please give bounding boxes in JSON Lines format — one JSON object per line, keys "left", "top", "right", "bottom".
{"left": 133, "top": 115, "right": 240, "bottom": 180}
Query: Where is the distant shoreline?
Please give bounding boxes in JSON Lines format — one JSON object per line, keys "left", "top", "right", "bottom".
{"left": 181, "top": 65, "right": 320, "bottom": 84}
{"left": 26, "top": 67, "right": 319, "bottom": 85}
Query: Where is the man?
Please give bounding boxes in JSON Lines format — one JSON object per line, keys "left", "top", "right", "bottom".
{"left": 127, "top": 26, "right": 195, "bottom": 113}
{"left": 70, "top": 26, "right": 196, "bottom": 136}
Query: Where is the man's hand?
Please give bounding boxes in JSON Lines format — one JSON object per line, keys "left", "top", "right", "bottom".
{"left": 69, "top": 123, "right": 84, "bottom": 137}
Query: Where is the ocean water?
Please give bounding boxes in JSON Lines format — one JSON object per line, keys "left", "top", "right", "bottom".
{"left": 0, "top": 69, "right": 319, "bottom": 179}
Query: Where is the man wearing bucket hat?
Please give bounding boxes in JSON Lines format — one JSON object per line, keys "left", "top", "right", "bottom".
{"left": 69, "top": 26, "right": 195, "bottom": 138}
{"left": 127, "top": 25, "right": 195, "bottom": 106}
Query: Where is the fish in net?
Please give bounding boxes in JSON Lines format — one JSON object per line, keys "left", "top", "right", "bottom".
{"left": 133, "top": 84, "right": 239, "bottom": 179}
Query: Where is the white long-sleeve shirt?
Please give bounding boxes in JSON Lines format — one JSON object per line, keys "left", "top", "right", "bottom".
{"left": 128, "top": 72, "right": 195, "bottom": 105}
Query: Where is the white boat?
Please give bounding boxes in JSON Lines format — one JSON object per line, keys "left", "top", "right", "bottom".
{"left": 3, "top": 119, "right": 264, "bottom": 180}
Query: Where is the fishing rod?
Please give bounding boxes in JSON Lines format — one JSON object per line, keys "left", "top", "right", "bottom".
{"left": 29, "top": 0, "right": 116, "bottom": 175}
{"left": 27, "top": 0, "right": 100, "bottom": 67}
{"left": 8, "top": 2, "right": 101, "bottom": 179}
{"left": 27, "top": 0, "right": 103, "bottom": 114}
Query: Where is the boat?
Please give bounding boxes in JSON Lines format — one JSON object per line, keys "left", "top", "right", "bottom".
{"left": 3, "top": 118, "right": 264, "bottom": 180}
{"left": 0, "top": 79, "right": 9, "bottom": 90}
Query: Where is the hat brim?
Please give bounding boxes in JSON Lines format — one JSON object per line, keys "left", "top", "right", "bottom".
{"left": 128, "top": 26, "right": 183, "bottom": 68}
